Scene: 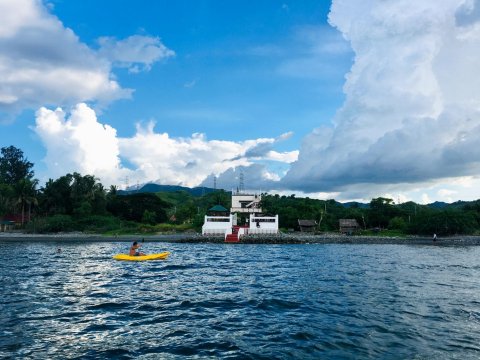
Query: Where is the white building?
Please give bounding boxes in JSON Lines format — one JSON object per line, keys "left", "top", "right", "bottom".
{"left": 230, "top": 193, "right": 262, "bottom": 213}
{"left": 247, "top": 213, "right": 279, "bottom": 235}
{"left": 202, "top": 192, "right": 279, "bottom": 240}
{"left": 202, "top": 214, "right": 235, "bottom": 236}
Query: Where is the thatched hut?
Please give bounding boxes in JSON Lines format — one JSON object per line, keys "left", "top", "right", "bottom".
{"left": 339, "top": 219, "right": 360, "bottom": 234}
{"left": 298, "top": 219, "right": 317, "bottom": 232}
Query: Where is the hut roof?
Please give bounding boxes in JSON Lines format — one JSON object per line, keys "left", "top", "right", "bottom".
{"left": 298, "top": 220, "right": 317, "bottom": 226}
{"left": 208, "top": 205, "right": 228, "bottom": 212}
{"left": 339, "top": 219, "right": 359, "bottom": 226}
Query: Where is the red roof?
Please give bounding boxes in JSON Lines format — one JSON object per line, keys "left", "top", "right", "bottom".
{"left": 2, "top": 214, "right": 26, "bottom": 223}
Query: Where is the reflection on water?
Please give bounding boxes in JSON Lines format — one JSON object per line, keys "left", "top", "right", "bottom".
{"left": 1, "top": 241, "right": 480, "bottom": 359}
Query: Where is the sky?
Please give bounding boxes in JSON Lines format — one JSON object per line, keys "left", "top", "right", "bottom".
{"left": 2, "top": 0, "right": 480, "bottom": 204}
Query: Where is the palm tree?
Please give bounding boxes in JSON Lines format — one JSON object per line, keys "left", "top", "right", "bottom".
{"left": 14, "top": 178, "right": 38, "bottom": 225}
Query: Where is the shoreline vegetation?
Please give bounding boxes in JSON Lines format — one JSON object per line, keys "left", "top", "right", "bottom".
{"left": 2, "top": 231, "right": 480, "bottom": 245}
{"left": 3, "top": 146, "right": 480, "bottom": 240}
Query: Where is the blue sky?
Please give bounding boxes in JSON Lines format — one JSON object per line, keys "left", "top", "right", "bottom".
{"left": 50, "top": 1, "right": 349, "bottom": 143}
{"left": 3, "top": 0, "right": 480, "bottom": 203}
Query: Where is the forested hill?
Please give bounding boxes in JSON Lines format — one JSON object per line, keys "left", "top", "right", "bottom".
{"left": 119, "top": 183, "right": 468, "bottom": 210}
{"left": 119, "top": 183, "right": 218, "bottom": 197}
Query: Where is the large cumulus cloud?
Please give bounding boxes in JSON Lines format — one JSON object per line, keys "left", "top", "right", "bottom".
{"left": 34, "top": 103, "right": 297, "bottom": 188}
{"left": 282, "top": 0, "right": 480, "bottom": 195}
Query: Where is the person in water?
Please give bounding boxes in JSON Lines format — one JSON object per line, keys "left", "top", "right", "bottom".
{"left": 129, "top": 241, "right": 145, "bottom": 256}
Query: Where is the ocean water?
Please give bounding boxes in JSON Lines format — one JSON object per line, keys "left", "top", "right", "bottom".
{"left": 1, "top": 241, "right": 480, "bottom": 359}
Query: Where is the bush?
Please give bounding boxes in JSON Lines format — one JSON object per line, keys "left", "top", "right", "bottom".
{"left": 40, "top": 215, "right": 76, "bottom": 233}
{"left": 76, "top": 215, "right": 122, "bottom": 232}
{"left": 388, "top": 216, "right": 407, "bottom": 232}
{"left": 142, "top": 210, "right": 157, "bottom": 225}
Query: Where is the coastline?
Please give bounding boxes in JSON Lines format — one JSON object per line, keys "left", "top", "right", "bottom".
{"left": 1, "top": 232, "right": 480, "bottom": 245}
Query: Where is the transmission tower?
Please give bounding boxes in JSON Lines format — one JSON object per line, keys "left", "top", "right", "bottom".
{"left": 239, "top": 170, "right": 245, "bottom": 193}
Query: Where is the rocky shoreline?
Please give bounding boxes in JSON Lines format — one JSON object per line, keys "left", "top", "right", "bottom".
{"left": 1, "top": 231, "right": 480, "bottom": 245}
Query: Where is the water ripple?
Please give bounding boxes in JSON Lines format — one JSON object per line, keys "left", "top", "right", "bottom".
{"left": 1, "top": 242, "right": 480, "bottom": 359}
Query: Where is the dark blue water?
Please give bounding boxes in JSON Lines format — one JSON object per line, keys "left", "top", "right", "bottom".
{"left": 1, "top": 241, "right": 480, "bottom": 359}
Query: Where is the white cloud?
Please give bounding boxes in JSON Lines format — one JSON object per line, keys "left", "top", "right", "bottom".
{"left": 0, "top": 0, "right": 39, "bottom": 38}
{"left": 0, "top": 0, "right": 174, "bottom": 120}
{"left": 421, "top": 193, "right": 432, "bottom": 205}
{"left": 264, "top": 150, "right": 298, "bottom": 163}
{"left": 98, "top": 35, "right": 175, "bottom": 73}
{"left": 119, "top": 121, "right": 296, "bottom": 188}
{"left": 32, "top": 105, "right": 177, "bottom": 185}
{"left": 34, "top": 103, "right": 124, "bottom": 185}
{"left": 183, "top": 79, "right": 197, "bottom": 88}
{"left": 283, "top": 0, "right": 480, "bottom": 201}
{"left": 438, "top": 189, "right": 457, "bottom": 197}
{"left": 438, "top": 189, "right": 457, "bottom": 202}
{"left": 0, "top": 0, "right": 132, "bottom": 119}
{"left": 33, "top": 103, "right": 295, "bottom": 189}
{"left": 200, "top": 164, "right": 280, "bottom": 192}
{"left": 238, "top": 135, "right": 298, "bottom": 163}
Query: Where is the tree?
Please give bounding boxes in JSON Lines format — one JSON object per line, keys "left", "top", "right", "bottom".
{"left": 38, "top": 175, "right": 74, "bottom": 215}
{"left": 142, "top": 210, "right": 157, "bottom": 225}
{"left": 368, "top": 197, "right": 400, "bottom": 228}
{"left": 0, "top": 184, "right": 15, "bottom": 216}
{"left": 14, "top": 178, "right": 38, "bottom": 225}
{"left": 388, "top": 216, "right": 407, "bottom": 232}
{"left": 37, "top": 173, "right": 107, "bottom": 217}
{"left": 107, "top": 193, "right": 169, "bottom": 223}
{"left": 108, "top": 185, "right": 118, "bottom": 196}
{"left": 0, "top": 146, "right": 34, "bottom": 185}
{"left": 175, "top": 202, "right": 197, "bottom": 223}
{"left": 408, "top": 209, "right": 478, "bottom": 235}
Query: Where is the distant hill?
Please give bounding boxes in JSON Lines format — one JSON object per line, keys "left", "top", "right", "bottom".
{"left": 341, "top": 201, "right": 369, "bottom": 209}
{"left": 342, "top": 200, "right": 476, "bottom": 210}
{"left": 119, "top": 183, "right": 219, "bottom": 197}
{"left": 427, "top": 201, "right": 449, "bottom": 209}
{"left": 427, "top": 200, "right": 469, "bottom": 209}
{"left": 118, "top": 184, "right": 477, "bottom": 210}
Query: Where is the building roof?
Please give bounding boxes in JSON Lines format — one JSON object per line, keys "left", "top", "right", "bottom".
{"left": 339, "top": 219, "right": 359, "bottom": 226}
{"left": 298, "top": 220, "right": 317, "bottom": 226}
{"left": 208, "top": 205, "right": 228, "bottom": 212}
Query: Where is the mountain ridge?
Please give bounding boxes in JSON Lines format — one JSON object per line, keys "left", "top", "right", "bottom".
{"left": 119, "top": 183, "right": 471, "bottom": 208}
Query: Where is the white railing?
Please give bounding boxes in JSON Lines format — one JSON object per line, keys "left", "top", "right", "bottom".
{"left": 202, "top": 215, "right": 233, "bottom": 235}
{"left": 246, "top": 229, "right": 279, "bottom": 235}
{"left": 230, "top": 207, "right": 262, "bottom": 213}
{"left": 249, "top": 214, "right": 279, "bottom": 232}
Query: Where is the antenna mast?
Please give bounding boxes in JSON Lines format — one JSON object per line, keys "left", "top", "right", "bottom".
{"left": 239, "top": 170, "right": 245, "bottom": 193}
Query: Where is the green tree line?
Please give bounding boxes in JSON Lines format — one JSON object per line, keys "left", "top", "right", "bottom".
{"left": 0, "top": 145, "right": 232, "bottom": 234}
{"left": 1, "top": 145, "right": 480, "bottom": 235}
{"left": 260, "top": 194, "right": 480, "bottom": 236}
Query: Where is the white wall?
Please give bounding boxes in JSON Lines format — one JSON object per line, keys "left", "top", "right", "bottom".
{"left": 202, "top": 214, "right": 233, "bottom": 235}
{"left": 231, "top": 194, "right": 262, "bottom": 213}
{"left": 248, "top": 214, "right": 279, "bottom": 234}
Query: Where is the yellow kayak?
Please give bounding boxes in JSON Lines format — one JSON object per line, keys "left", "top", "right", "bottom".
{"left": 113, "top": 251, "right": 170, "bottom": 261}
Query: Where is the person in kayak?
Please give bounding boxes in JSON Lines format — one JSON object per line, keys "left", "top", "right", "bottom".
{"left": 129, "top": 241, "right": 145, "bottom": 256}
